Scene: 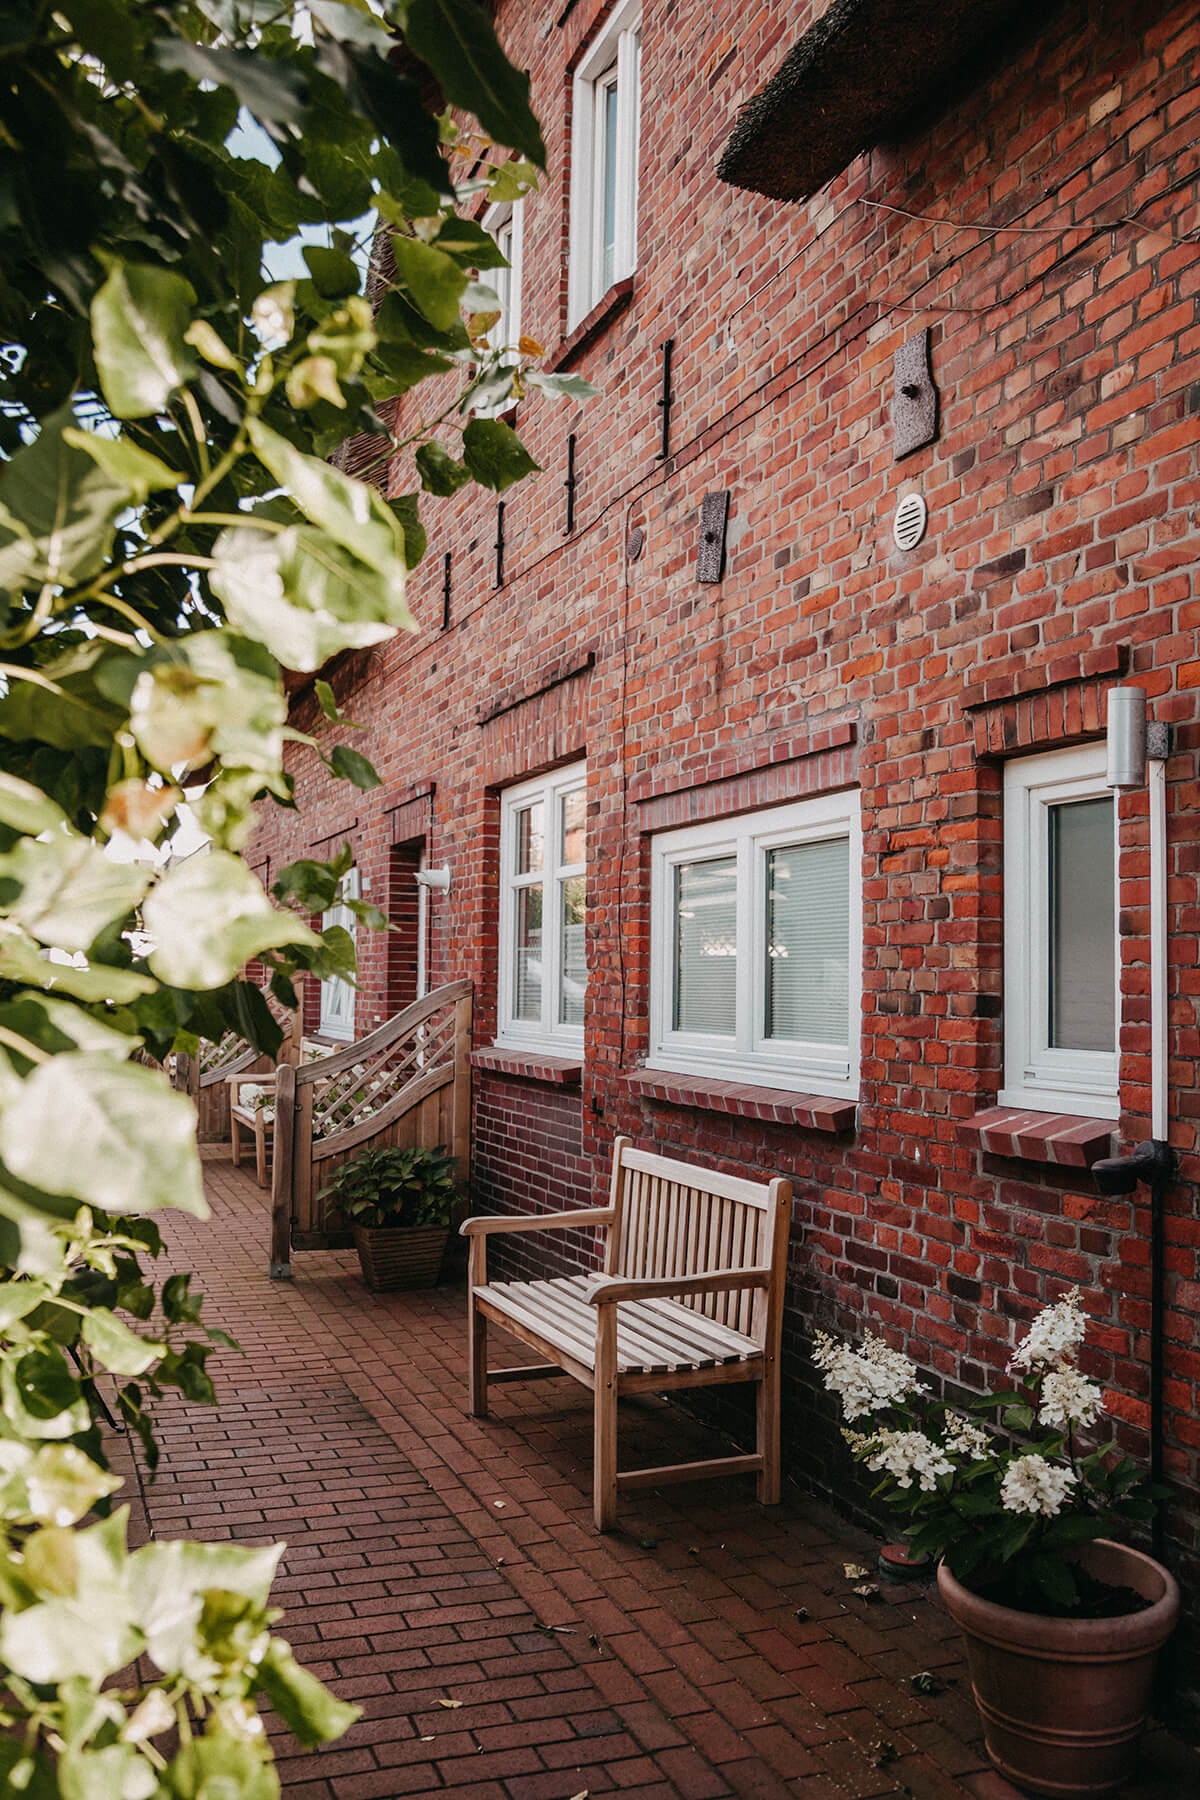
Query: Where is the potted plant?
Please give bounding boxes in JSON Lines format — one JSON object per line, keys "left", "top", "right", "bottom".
{"left": 813, "top": 1290, "right": 1179, "bottom": 1799}
{"left": 319, "top": 1144, "right": 460, "bottom": 1292}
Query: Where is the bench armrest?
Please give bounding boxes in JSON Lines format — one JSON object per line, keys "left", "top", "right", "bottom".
{"left": 583, "top": 1267, "right": 773, "bottom": 1306}
{"left": 460, "top": 1206, "right": 614, "bottom": 1239}
{"left": 227, "top": 1072, "right": 276, "bottom": 1094}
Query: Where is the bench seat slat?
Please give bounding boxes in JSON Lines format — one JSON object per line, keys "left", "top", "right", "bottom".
{"left": 479, "top": 1275, "right": 757, "bottom": 1377}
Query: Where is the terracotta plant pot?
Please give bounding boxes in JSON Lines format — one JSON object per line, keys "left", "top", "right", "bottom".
{"left": 938, "top": 1539, "right": 1180, "bottom": 1799}
{"left": 352, "top": 1223, "right": 450, "bottom": 1292}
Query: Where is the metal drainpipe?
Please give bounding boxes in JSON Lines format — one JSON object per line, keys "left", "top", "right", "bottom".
{"left": 1147, "top": 735, "right": 1170, "bottom": 1560}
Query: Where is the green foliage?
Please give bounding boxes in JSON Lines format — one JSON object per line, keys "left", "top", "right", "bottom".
{"left": 0, "top": 0, "right": 565, "bottom": 1790}
{"left": 319, "top": 1144, "right": 460, "bottom": 1230}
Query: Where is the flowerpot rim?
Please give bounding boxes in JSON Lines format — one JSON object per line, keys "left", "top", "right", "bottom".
{"left": 937, "top": 1538, "right": 1180, "bottom": 1659}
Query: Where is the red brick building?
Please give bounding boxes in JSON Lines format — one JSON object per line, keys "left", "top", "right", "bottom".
{"left": 256, "top": 0, "right": 1200, "bottom": 1667}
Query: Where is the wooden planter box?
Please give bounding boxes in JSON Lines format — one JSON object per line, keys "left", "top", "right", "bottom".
{"left": 352, "top": 1223, "right": 450, "bottom": 1293}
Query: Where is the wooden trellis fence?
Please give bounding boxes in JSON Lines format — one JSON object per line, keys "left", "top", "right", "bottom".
{"left": 269, "top": 980, "right": 472, "bottom": 1279}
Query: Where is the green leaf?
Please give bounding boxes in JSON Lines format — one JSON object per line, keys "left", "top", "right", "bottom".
{"left": 162, "top": 1737, "right": 278, "bottom": 1800}
{"left": 246, "top": 420, "right": 409, "bottom": 577}
{"left": 487, "top": 157, "right": 539, "bottom": 204}
{"left": 432, "top": 213, "right": 511, "bottom": 269}
{"left": 144, "top": 851, "right": 321, "bottom": 989}
{"left": 416, "top": 440, "right": 472, "bottom": 496}
{"left": 210, "top": 524, "right": 410, "bottom": 672}
{"left": 153, "top": 40, "right": 306, "bottom": 122}
{"left": 389, "top": 234, "right": 469, "bottom": 332}
{"left": 524, "top": 370, "right": 599, "bottom": 401}
{"left": 162, "top": 1272, "right": 203, "bottom": 1326}
{"left": 388, "top": 492, "right": 427, "bottom": 569}
{"left": 0, "top": 1512, "right": 138, "bottom": 1684}
{"left": 0, "top": 922, "right": 156, "bottom": 1003}
{"left": 314, "top": 679, "right": 344, "bottom": 722}
{"left": 462, "top": 417, "right": 540, "bottom": 491}
{"left": 130, "top": 1537, "right": 282, "bottom": 1677}
{"left": 257, "top": 1638, "right": 361, "bottom": 1747}
{"left": 329, "top": 745, "right": 381, "bottom": 790}
{"left": 0, "top": 829, "right": 151, "bottom": 954}
{"left": 81, "top": 1308, "right": 165, "bottom": 1378}
{"left": 0, "top": 772, "right": 67, "bottom": 836}
{"left": 0, "top": 995, "right": 137, "bottom": 1061}
{"left": 404, "top": 0, "right": 546, "bottom": 165}
{"left": 303, "top": 245, "right": 361, "bottom": 298}
{"left": 0, "top": 406, "right": 132, "bottom": 594}
{"left": 17, "top": 1445, "right": 123, "bottom": 1528}
{"left": 273, "top": 858, "right": 341, "bottom": 911}
{"left": 61, "top": 428, "right": 181, "bottom": 504}
{"left": 1003, "top": 1405, "right": 1036, "bottom": 1432}
{"left": 3, "top": 1348, "right": 88, "bottom": 1440}
{"left": 90, "top": 263, "right": 198, "bottom": 419}
{"left": 0, "top": 1054, "right": 208, "bottom": 1219}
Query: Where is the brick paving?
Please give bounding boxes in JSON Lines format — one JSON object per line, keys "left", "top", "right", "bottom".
{"left": 119, "top": 1152, "right": 1197, "bottom": 1799}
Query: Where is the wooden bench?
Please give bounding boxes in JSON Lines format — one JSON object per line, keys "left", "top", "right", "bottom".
{"left": 461, "top": 1136, "right": 792, "bottom": 1529}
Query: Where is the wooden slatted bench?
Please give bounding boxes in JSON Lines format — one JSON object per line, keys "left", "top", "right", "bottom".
{"left": 228, "top": 1039, "right": 328, "bottom": 1189}
{"left": 460, "top": 1136, "right": 792, "bottom": 1529}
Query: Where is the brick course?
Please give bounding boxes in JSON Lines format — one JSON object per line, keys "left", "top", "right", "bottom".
{"left": 252, "top": 0, "right": 1200, "bottom": 1656}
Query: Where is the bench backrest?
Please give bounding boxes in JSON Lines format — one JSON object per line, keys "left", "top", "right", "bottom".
{"left": 604, "top": 1138, "right": 791, "bottom": 1347}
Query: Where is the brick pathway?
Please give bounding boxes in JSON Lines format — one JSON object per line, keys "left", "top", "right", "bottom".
{"left": 121, "top": 1153, "right": 1195, "bottom": 1800}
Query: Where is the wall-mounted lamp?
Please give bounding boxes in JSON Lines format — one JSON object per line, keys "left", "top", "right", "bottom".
{"left": 414, "top": 866, "right": 451, "bottom": 894}
{"left": 1105, "top": 685, "right": 1147, "bottom": 788}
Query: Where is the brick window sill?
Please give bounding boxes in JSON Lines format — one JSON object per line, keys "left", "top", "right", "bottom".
{"left": 959, "top": 1106, "right": 1115, "bottom": 1168}
{"left": 625, "top": 1067, "right": 856, "bottom": 1133}
{"left": 551, "top": 277, "right": 635, "bottom": 370}
{"left": 470, "top": 1047, "right": 583, "bottom": 1087}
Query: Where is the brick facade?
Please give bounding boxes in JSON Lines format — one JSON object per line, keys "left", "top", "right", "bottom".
{"left": 253, "top": 0, "right": 1200, "bottom": 1665}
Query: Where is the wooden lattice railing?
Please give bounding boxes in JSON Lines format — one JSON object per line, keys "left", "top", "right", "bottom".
{"left": 269, "top": 980, "right": 472, "bottom": 1279}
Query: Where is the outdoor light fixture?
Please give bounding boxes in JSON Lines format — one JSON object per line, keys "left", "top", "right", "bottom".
{"left": 414, "top": 865, "right": 451, "bottom": 894}
{"left": 1105, "top": 685, "right": 1147, "bottom": 789}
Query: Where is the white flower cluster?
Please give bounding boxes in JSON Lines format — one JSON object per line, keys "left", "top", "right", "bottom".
{"left": 1038, "top": 1367, "right": 1104, "bottom": 1431}
{"left": 1000, "top": 1454, "right": 1079, "bottom": 1517}
{"left": 813, "top": 1330, "right": 925, "bottom": 1422}
{"left": 860, "top": 1429, "right": 954, "bottom": 1492}
{"left": 943, "top": 1414, "right": 992, "bottom": 1461}
{"left": 1009, "top": 1288, "right": 1087, "bottom": 1374}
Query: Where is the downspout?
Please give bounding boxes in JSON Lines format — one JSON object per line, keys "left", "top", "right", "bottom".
{"left": 1096, "top": 691, "right": 1174, "bottom": 1561}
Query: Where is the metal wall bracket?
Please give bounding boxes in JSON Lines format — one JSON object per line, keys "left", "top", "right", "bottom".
{"left": 697, "top": 490, "right": 729, "bottom": 582}
{"left": 893, "top": 328, "right": 939, "bottom": 459}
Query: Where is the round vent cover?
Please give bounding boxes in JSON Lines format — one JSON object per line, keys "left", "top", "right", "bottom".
{"left": 893, "top": 493, "right": 927, "bottom": 551}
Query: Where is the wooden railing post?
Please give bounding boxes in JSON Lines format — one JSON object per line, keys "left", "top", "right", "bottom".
{"left": 269, "top": 1061, "right": 295, "bottom": 1281}
{"left": 451, "top": 988, "right": 473, "bottom": 1174}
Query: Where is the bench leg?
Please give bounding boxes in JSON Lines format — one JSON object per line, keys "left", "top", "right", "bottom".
{"left": 593, "top": 1309, "right": 618, "bottom": 1530}
{"left": 756, "top": 1358, "right": 781, "bottom": 1506}
{"left": 230, "top": 1113, "right": 242, "bottom": 1167}
{"left": 467, "top": 1302, "right": 488, "bottom": 1419}
{"left": 254, "top": 1116, "right": 269, "bottom": 1189}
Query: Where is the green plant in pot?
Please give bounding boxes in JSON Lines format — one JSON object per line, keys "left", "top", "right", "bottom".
{"left": 814, "top": 1290, "right": 1178, "bottom": 1800}
{"left": 320, "top": 1146, "right": 460, "bottom": 1292}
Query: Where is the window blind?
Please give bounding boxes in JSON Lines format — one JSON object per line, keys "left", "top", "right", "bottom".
{"left": 1048, "top": 796, "right": 1115, "bottom": 1053}
{"left": 673, "top": 857, "right": 737, "bottom": 1035}
{"left": 765, "top": 837, "right": 850, "bottom": 1045}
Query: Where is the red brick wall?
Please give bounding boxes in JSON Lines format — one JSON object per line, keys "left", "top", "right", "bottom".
{"left": 251, "top": 0, "right": 1200, "bottom": 1654}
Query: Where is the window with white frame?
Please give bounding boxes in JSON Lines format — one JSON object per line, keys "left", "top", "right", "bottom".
{"left": 482, "top": 198, "right": 523, "bottom": 355}
{"left": 497, "top": 763, "right": 587, "bottom": 1051}
{"left": 319, "top": 867, "right": 359, "bottom": 1040}
{"left": 568, "top": 0, "right": 641, "bottom": 329}
{"left": 649, "top": 793, "right": 862, "bottom": 1097}
{"left": 1002, "top": 744, "right": 1119, "bottom": 1118}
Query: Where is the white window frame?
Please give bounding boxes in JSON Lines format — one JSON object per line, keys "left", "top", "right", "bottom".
{"left": 319, "top": 867, "right": 359, "bottom": 1041}
{"left": 648, "top": 792, "right": 862, "bottom": 1098}
{"left": 497, "top": 762, "right": 587, "bottom": 1054}
{"left": 482, "top": 197, "right": 523, "bottom": 357}
{"left": 568, "top": 0, "right": 641, "bottom": 330}
{"left": 1001, "top": 744, "right": 1119, "bottom": 1118}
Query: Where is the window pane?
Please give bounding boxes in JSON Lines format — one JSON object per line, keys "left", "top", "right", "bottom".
{"left": 765, "top": 839, "right": 850, "bottom": 1045}
{"left": 674, "top": 858, "right": 736, "bottom": 1035}
{"left": 1049, "top": 797, "right": 1115, "bottom": 1052}
{"left": 514, "top": 886, "right": 543, "bottom": 1020}
{"left": 559, "top": 875, "right": 586, "bottom": 1025}
{"left": 562, "top": 787, "right": 586, "bottom": 864}
{"left": 516, "top": 802, "right": 543, "bottom": 874}
{"left": 600, "top": 73, "right": 619, "bottom": 292}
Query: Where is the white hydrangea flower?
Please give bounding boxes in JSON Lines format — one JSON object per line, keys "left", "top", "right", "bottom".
{"left": 813, "top": 1330, "right": 925, "bottom": 1422}
{"left": 944, "top": 1414, "right": 992, "bottom": 1460}
{"left": 1000, "top": 1454, "right": 1078, "bottom": 1517}
{"left": 1009, "top": 1288, "right": 1087, "bottom": 1374}
{"left": 860, "top": 1429, "right": 954, "bottom": 1492}
{"left": 1038, "top": 1368, "right": 1105, "bottom": 1431}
